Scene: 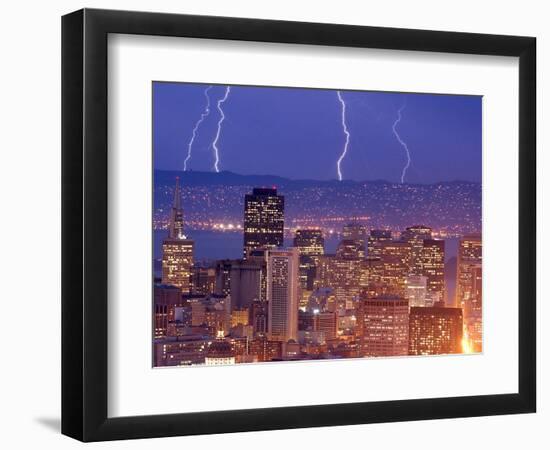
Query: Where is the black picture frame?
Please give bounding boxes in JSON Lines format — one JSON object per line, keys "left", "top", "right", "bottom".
{"left": 62, "top": 8, "right": 536, "bottom": 442}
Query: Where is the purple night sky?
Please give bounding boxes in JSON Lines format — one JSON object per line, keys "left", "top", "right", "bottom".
{"left": 153, "top": 82, "right": 482, "bottom": 184}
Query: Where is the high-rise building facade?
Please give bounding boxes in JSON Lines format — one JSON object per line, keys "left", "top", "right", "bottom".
{"left": 401, "top": 225, "right": 433, "bottom": 275}
{"left": 336, "top": 239, "right": 366, "bottom": 260}
{"left": 421, "top": 239, "right": 445, "bottom": 303}
{"left": 456, "top": 234, "right": 482, "bottom": 309}
{"left": 293, "top": 228, "right": 325, "bottom": 290}
{"left": 358, "top": 296, "right": 409, "bottom": 357}
{"left": 190, "top": 266, "right": 216, "bottom": 295}
{"left": 228, "top": 260, "right": 262, "bottom": 311}
{"left": 153, "top": 284, "right": 182, "bottom": 338}
{"left": 161, "top": 177, "right": 194, "bottom": 292}
{"left": 465, "top": 265, "right": 483, "bottom": 352}
{"left": 404, "top": 274, "right": 429, "bottom": 307}
{"left": 267, "top": 248, "right": 299, "bottom": 342}
{"left": 243, "top": 187, "right": 284, "bottom": 258}
{"left": 316, "top": 255, "right": 362, "bottom": 310}
{"left": 367, "top": 229, "right": 392, "bottom": 258}
{"left": 343, "top": 222, "right": 367, "bottom": 247}
{"left": 408, "top": 306, "right": 463, "bottom": 355}
{"left": 379, "top": 240, "right": 412, "bottom": 296}
{"left": 214, "top": 259, "right": 263, "bottom": 310}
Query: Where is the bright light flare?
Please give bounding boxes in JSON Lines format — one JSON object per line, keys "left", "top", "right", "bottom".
{"left": 462, "top": 328, "right": 474, "bottom": 354}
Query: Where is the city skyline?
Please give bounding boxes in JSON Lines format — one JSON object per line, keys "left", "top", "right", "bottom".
{"left": 153, "top": 83, "right": 482, "bottom": 368}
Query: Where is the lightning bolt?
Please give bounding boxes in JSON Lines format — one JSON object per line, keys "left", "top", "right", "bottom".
{"left": 212, "top": 86, "right": 231, "bottom": 172}
{"left": 392, "top": 103, "right": 411, "bottom": 184}
{"left": 184, "top": 85, "right": 213, "bottom": 171}
{"left": 336, "top": 91, "right": 350, "bottom": 181}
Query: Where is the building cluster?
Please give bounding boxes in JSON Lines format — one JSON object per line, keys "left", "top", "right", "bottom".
{"left": 155, "top": 178, "right": 482, "bottom": 367}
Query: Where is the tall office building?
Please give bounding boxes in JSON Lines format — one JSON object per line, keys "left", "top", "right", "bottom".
{"left": 228, "top": 260, "right": 262, "bottom": 311}
{"left": 293, "top": 228, "right": 325, "bottom": 290}
{"left": 421, "top": 239, "right": 445, "bottom": 303}
{"left": 342, "top": 221, "right": 367, "bottom": 248}
{"left": 357, "top": 296, "right": 409, "bottom": 357}
{"left": 190, "top": 266, "right": 216, "bottom": 295}
{"left": 153, "top": 284, "right": 182, "bottom": 338}
{"left": 367, "top": 229, "right": 393, "bottom": 257}
{"left": 267, "top": 248, "right": 299, "bottom": 342}
{"left": 404, "top": 274, "right": 429, "bottom": 307}
{"left": 465, "top": 265, "right": 483, "bottom": 352}
{"left": 250, "top": 300, "right": 268, "bottom": 335}
{"left": 214, "top": 260, "right": 232, "bottom": 296}
{"left": 456, "top": 234, "right": 482, "bottom": 309}
{"left": 361, "top": 256, "right": 385, "bottom": 298}
{"left": 408, "top": 306, "right": 463, "bottom": 355}
{"left": 336, "top": 239, "right": 366, "bottom": 260}
{"left": 455, "top": 234, "right": 482, "bottom": 351}
{"left": 214, "top": 258, "right": 264, "bottom": 310}
{"left": 161, "top": 177, "right": 194, "bottom": 292}
{"left": 401, "top": 225, "right": 433, "bottom": 275}
{"left": 316, "top": 255, "right": 362, "bottom": 310}
{"left": 379, "top": 240, "right": 412, "bottom": 296}
{"left": 243, "top": 187, "right": 284, "bottom": 258}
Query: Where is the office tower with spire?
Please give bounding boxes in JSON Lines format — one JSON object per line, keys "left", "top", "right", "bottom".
{"left": 243, "top": 187, "right": 284, "bottom": 258}
{"left": 161, "top": 177, "right": 194, "bottom": 293}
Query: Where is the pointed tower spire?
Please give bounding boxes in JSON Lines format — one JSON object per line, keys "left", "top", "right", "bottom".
{"left": 168, "top": 176, "right": 185, "bottom": 239}
{"left": 172, "top": 176, "right": 181, "bottom": 209}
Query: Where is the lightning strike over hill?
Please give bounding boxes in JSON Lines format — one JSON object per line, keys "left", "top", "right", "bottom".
{"left": 336, "top": 91, "right": 351, "bottom": 181}
{"left": 184, "top": 85, "right": 212, "bottom": 171}
{"left": 392, "top": 103, "right": 412, "bottom": 184}
{"left": 212, "top": 86, "right": 232, "bottom": 173}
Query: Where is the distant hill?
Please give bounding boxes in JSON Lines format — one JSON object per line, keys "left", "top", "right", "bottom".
{"left": 154, "top": 169, "right": 474, "bottom": 189}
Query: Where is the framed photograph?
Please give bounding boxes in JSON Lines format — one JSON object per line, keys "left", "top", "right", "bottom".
{"left": 62, "top": 8, "right": 536, "bottom": 442}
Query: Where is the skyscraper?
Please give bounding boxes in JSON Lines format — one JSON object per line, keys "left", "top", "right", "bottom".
{"left": 293, "top": 228, "right": 324, "bottom": 290}
{"left": 401, "top": 225, "right": 433, "bottom": 275}
{"left": 243, "top": 187, "right": 284, "bottom": 258}
{"left": 367, "top": 229, "right": 392, "bottom": 258}
{"left": 161, "top": 177, "right": 194, "bottom": 292}
{"left": 404, "top": 274, "right": 429, "bottom": 307}
{"left": 342, "top": 222, "right": 367, "bottom": 249}
{"left": 466, "top": 266, "right": 483, "bottom": 352}
{"left": 456, "top": 234, "right": 483, "bottom": 352}
{"left": 228, "top": 260, "right": 262, "bottom": 311}
{"left": 336, "top": 239, "right": 366, "bottom": 260}
{"left": 316, "top": 255, "right": 362, "bottom": 310}
{"left": 456, "top": 234, "right": 482, "bottom": 308}
{"left": 267, "top": 248, "right": 299, "bottom": 342}
{"left": 379, "top": 240, "right": 412, "bottom": 296}
{"left": 153, "top": 284, "right": 182, "bottom": 338}
{"left": 421, "top": 239, "right": 445, "bottom": 303}
{"left": 408, "top": 306, "right": 463, "bottom": 355}
{"left": 358, "top": 296, "right": 409, "bottom": 357}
